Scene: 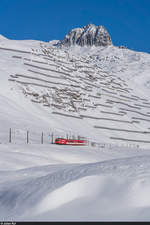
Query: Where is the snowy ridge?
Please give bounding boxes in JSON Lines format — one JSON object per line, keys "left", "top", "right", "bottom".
{"left": 0, "top": 34, "right": 8, "bottom": 40}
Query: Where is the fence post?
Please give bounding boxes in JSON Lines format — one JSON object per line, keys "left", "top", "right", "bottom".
{"left": 51, "top": 133, "right": 54, "bottom": 144}
{"left": 9, "top": 128, "right": 11, "bottom": 143}
{"left": 27, "top": 130, "right": 29, "bottom": 144}
{"left": 41, "top": 132, "right": 43, "bottom": 144}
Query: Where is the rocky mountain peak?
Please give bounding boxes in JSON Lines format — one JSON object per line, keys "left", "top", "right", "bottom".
{"left": 59, "top": 23, "right": 112, "bottom": 47}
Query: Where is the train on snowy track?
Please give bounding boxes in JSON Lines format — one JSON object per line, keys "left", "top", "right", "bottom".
{"left": 55, "top": 138, "right": 87, "bottom": 146}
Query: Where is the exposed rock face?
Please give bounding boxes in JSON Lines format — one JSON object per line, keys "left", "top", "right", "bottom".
{"left": 59, "top": 24, "right": 112, "bottom": 47}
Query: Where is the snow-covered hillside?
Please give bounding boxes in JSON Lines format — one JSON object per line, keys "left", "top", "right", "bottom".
{"left": 1, "top": 24, "right": 150, "bottom": 221}
{"left": 1, "top": 30, "right": 150, "bottom": 147}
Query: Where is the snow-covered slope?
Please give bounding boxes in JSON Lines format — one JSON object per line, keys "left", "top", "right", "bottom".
{"left": 1, "top": 33, "right": 150, "bottom": 147}
{"left": 1, "top": 144, "right": 150, "bottom": 221}
{"left": 1, "top": 25, "right": 150, "bottom": 221}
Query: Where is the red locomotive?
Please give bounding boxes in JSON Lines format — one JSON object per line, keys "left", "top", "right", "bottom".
{"left": 55, "top": 138, "right": 87, "bottom": 145}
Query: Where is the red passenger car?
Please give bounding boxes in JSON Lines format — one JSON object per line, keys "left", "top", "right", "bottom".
{"left": 55, "top": 138, "right": 87, "bottom": 145}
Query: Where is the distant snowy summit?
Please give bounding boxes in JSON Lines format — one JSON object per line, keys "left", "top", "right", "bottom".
{"left": 58, "top": 24, "right": 112, "bottom": 47}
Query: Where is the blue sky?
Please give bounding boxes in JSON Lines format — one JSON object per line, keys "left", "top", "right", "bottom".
{"left": 0, "top": 0, "right": 150, "bottom": 53}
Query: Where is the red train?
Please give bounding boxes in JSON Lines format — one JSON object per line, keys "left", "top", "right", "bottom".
{"left": 55, "top": 138, "right": 87, "bottom": 145}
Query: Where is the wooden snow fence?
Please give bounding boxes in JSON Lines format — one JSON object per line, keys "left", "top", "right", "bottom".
{"left": 52, "top": 111, "right": 83, "bottom": 119}
{"left": 94, "top": 126, "right": 150, "bottom": 134}
{"left": 110, "top": 137, "right": 150, "bottom": 144}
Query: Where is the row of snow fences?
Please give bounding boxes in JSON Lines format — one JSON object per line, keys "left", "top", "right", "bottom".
{"left": 0, "top": 128, "right": 141, "bottom": 149}
{"left": 4, "top": 128, "right": 88, "bottom": 145}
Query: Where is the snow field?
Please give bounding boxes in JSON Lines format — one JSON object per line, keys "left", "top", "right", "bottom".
{"left": 0, "top": 144, "right": 150, "bottom": 221}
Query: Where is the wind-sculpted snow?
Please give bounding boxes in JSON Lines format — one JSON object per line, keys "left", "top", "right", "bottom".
{"left": 1, "top": 151, "right": 150, "bottom": 221}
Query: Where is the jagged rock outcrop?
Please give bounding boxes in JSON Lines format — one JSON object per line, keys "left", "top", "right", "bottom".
{"left": 59, "top": 24, "right": 112, "bottom": 47}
